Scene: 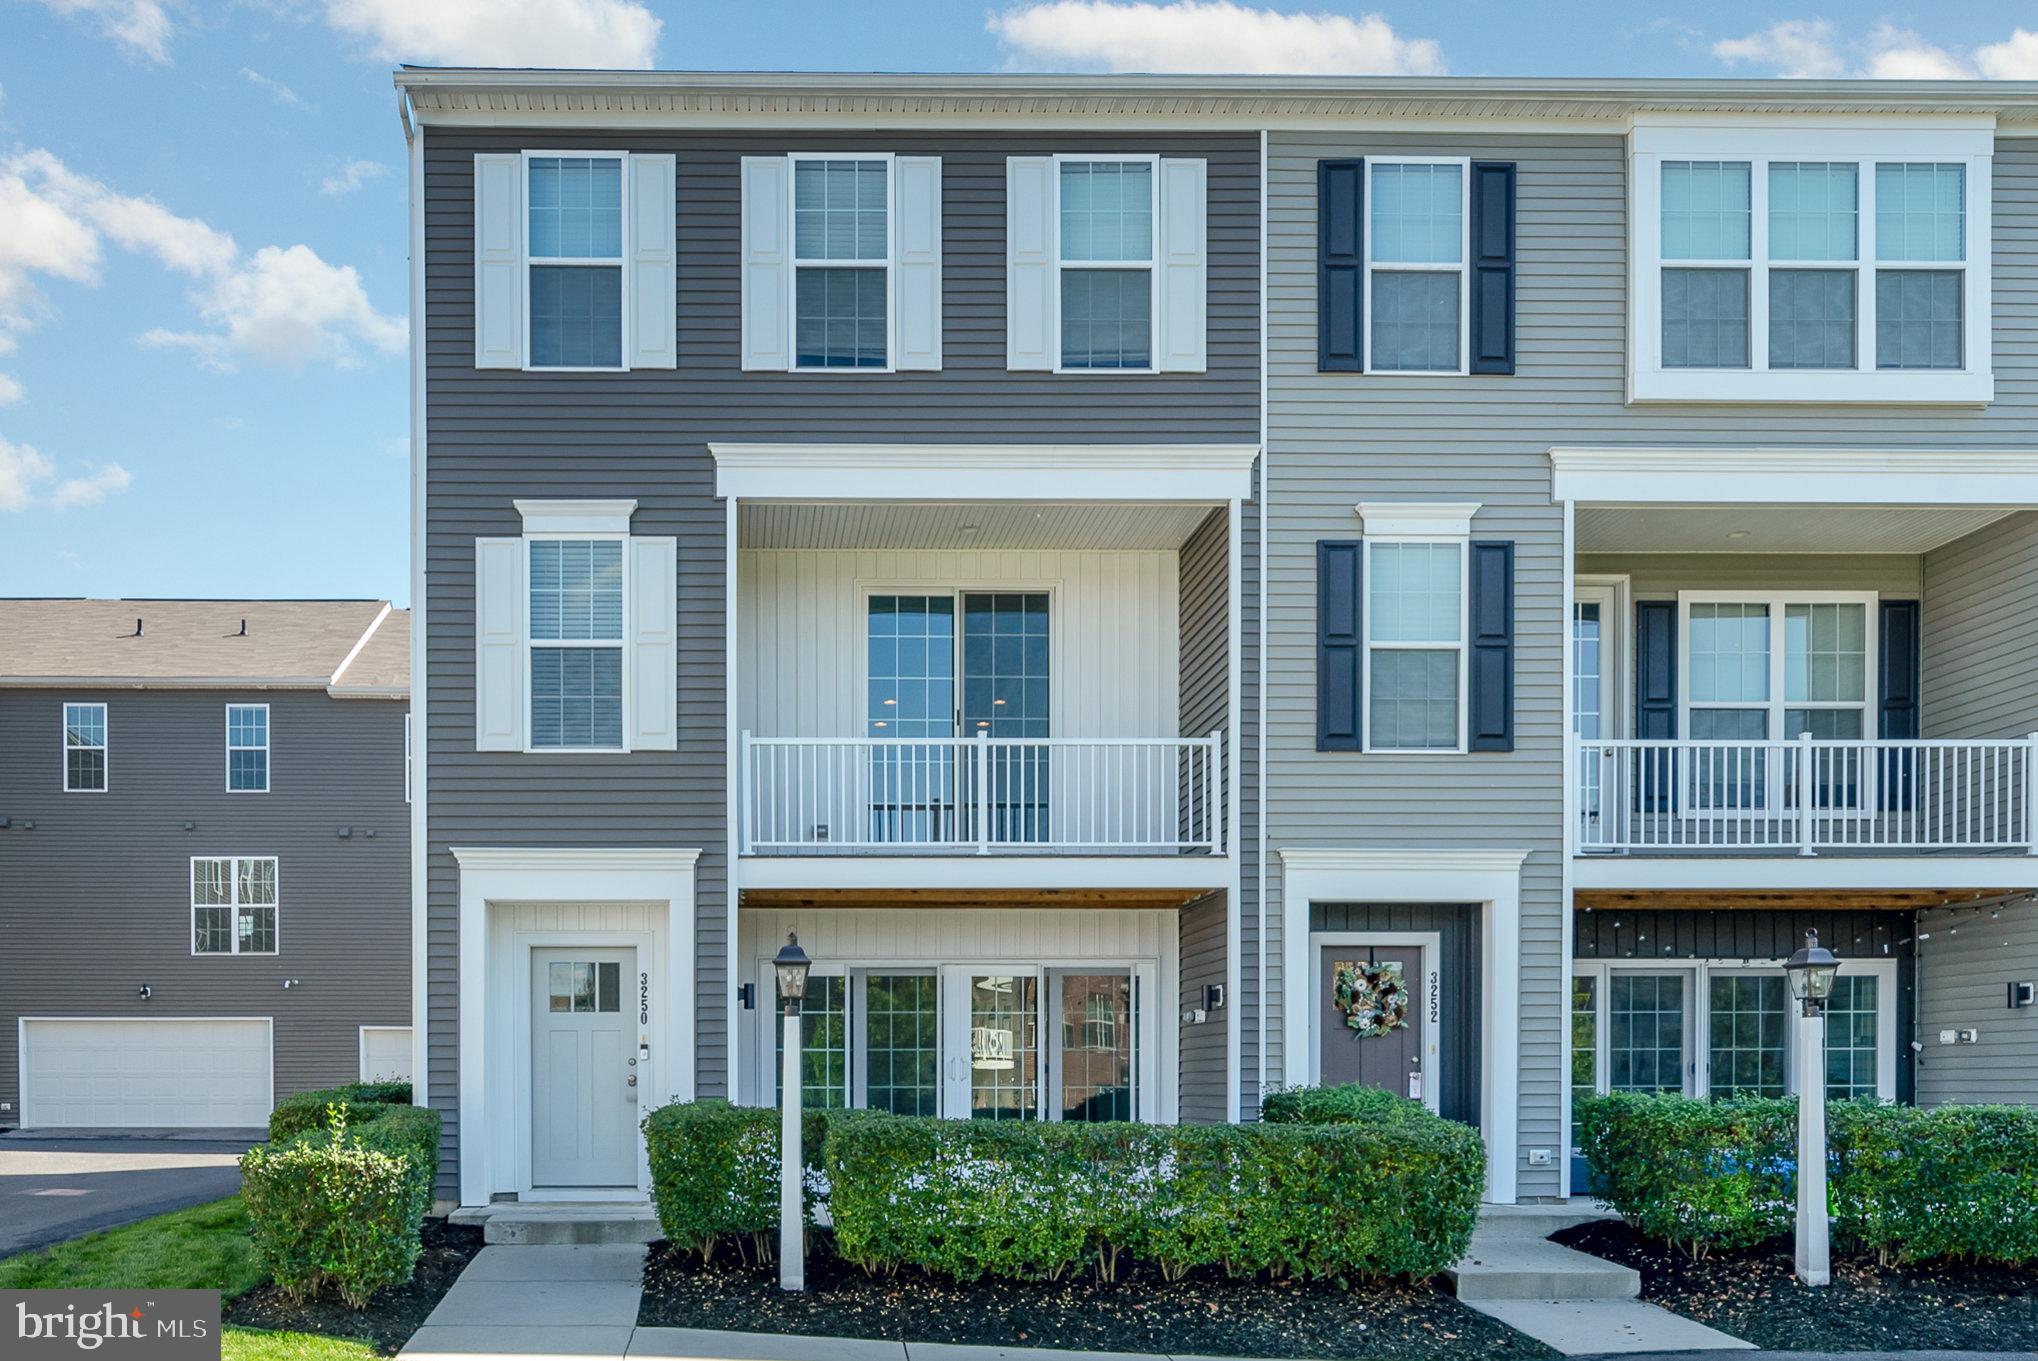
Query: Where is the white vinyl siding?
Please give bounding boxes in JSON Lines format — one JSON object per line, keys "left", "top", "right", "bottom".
{"left": 63, "top": 701, "right": 107, "bottom": 792}
{"left": 192, "top": 855, "right": 279, "bottom": 956}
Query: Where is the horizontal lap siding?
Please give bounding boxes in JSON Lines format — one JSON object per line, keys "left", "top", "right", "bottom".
{"left": 423, "top": 128, "right": 1259, "bottom": 1195}
{"left": 1178, "top": 509, "right": 1231, "bottom": 1122}
{"left": 1916, "top": 900, "right": 2038, "bottom": 1104}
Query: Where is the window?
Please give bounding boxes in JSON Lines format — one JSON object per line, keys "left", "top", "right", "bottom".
{"left": 1365, "top": 540, "right": 1466, "bottom": 751}
{"left": 1057, "top": 158, "right": 1155, "bottom": 371}
{"left": 1366, "top": 159, "right": 1467, "bottom": 373}
{"left": 1607, "top": 973, "right": 1688, "bottom": 1094}
{"left": 547, "top": 960, "right": 621, "bottom": 1013}
{"left": 1825, "top": 974, "right": 1881, "bottom": 1100}
{"left": 526, "top": 154, "right": 625, "bottom": 369}
{"left": 528, "top": 537, "right": 625, "bottom": 751}
{"left": 226, "top": 704, "right": 269, "bottom": 793}
{"left": 63, "top": 702, "right": 107, "bottom": 792}
{"left": 1633, "top": 123, "right": 1989, "bottom": 402}
{"left": 793, "top": 157, "right": 891, "bottom": 369}
{"left": 192, "top": 856, "right": 278, "bottom": 955}
{"left": 1707, "top": 973, "right": 1789, "bottom": 1098}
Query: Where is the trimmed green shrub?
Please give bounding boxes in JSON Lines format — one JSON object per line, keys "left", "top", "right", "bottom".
{"left": 1574, "top": 1092, "right": 1797, "bottom": 1257}
{"left": 240, "top": 1102, "right": 438, "bottom": 1308}
{"left": 1832, "top": 1102, "right": 2038, "bottom": 1266}
{"left": 642, "top": 1099, "right": 829, "bottom": 1264}
{"left": 1262, "top": 1082, "right": 1432, "bottom": 1127}
{"left": 268, "top": 1082, "right": 415, "bottom": 1143}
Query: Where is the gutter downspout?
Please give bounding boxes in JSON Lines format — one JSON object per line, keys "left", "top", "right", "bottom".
{"left": 1255, "top": 126, "right": 1270, "bottom": 1114}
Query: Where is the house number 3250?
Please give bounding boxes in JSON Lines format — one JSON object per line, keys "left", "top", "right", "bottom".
{"left": 639, "top": 972, "right": 649, "bottom": 1025}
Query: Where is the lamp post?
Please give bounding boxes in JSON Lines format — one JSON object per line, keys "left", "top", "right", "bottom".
{"left": 1783, "top": 928, "right": 1841, "bottom": 1288}
{"left": 772, "top": 932, "right": 812, "bottom": 1292}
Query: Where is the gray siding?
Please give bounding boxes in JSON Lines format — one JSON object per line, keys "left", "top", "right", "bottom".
{"left": 1177, "top": 509, "right": 1231, "bottom": 1122}
{"left": 1916, "top": 899, "right": 2038, "bottom": 1104}
{"left": 1177, "top": 895, "right": 1227, "bottom": 1122}
{"left": 422, "top": 128, "right": 1260, "bottom": 1193}
{"left": 1311, "top": 903, "right": 1483, "bottom": 1125}
{"left": 1576, "top": 554, "right": 1922, "bottom": 601}
{"left": 0, "top": 688, "right": 410, "bottom": 1124}
{"left": 1263, "top": 133, "right": 2038, "bottom": 1199}
{"left": 1922, "top": 511, "right": 2038, "bottom": 740}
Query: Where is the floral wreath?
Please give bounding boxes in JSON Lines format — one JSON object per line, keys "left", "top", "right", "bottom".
{"left": 1332, "top": 959, "right": 1410, "bottom": 1039}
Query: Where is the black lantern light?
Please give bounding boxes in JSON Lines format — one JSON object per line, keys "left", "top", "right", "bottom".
{"left": 1783, "top": 928, "right": 1841, "bottom": 1017}
{"left": 773, "top": 932, "right": 812, "bottom": 1017}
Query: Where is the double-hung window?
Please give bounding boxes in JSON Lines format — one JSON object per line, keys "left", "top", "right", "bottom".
{"left": 1366, "top": 158, "right": 1468, "bottom": 373}
{"left": 1057, "top": 157, "right": 1156, "bottom": 371}
{"left": 63, "top": 701, "right": 107, "bottom": 792}
{"left": 526, "top": 153, "right": 626, "bottom": 370}
{"left": 1366, "top": 539, "right": 1467, "bottom": 752}
{"left": 792, "top": 156, "right": 892, "bottom": 369}
{"left": 192, "top": 855, "right": 278, "bottom": 955}
{"left": 226, "top": 703, "right": 269, "bottom": 792}
{"left": 1633, "top": 122, "right": 1990, "bottom": 401}
{"left": 527, "top": 536, "right": 626, "bottom": 751}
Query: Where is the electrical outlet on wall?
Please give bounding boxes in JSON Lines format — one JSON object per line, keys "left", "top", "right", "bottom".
{"left": 1527, "top": 1148, "right": 1553, "bottom": 1167}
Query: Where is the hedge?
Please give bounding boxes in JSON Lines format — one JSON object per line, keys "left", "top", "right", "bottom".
{"left": 643, "top": 1099, "right": 829, "bottom": 1264}
{"left": 240, "top": 1083, "right": 440, "bottom": 1308}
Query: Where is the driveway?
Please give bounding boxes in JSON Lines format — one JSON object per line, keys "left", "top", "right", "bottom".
{"left": 0, "top": 1131, "right": 260, "bottom": 1258}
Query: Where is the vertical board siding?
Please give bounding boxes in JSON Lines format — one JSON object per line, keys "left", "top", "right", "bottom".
{"left": 0, "top": 689, "right": 410, "bottom": 1124}
{"left": 1916, "top": 900, "right": 2038, "bottom": 1104}
{"left": 1177, "top": 508, "right": 1232, "bottom": 1122}
{"left": 1263, "top": 133, "right": 2038, "bottom": 1198}
{"left": 1311, "top": 903, "right": 1483, "bottom": 1125}
{"left": 1922, "top": 511, "right": 2038, "bottom": 740}
{"left": 424, "top": 128, "right": 1259, "bottom": 1195}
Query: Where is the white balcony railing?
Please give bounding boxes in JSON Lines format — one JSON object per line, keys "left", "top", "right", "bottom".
{"left": 1575, "top": 735, "right": 2038, "bottom": 855}
{"left": 741, "top": 731, "right": 1224, "bottom": 855}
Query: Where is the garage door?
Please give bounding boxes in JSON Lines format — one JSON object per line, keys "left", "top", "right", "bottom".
{"left": 21, "top": 1019, "right": 273, "bottom": 1129}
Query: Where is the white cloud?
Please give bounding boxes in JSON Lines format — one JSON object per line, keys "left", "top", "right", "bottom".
{"left": 0, "top": 435, "right": 128, "bottom": 512}
{"left": 989, "top": 0, "right": 1443, "bottom": 74}
{"left": 320, "top": 158, "right": 388, "bottom": 197}
{"left": 1862, "top": 23, "right": 1969, "bottom": 80}
{"left": 141, "top": 244, "right": 406, "bottom": 371}
{"left": 1976, "top": 29, "right": 2038, "bottom": 79}
{"left": 1712, "top": 20, "right": 1842, "bottom": 79}
{"left": 322, "top": 0, "right": 660, "bottom": 67}
{"left": 1715, "top": 20, "right": 2038, "bottom": 81}
{"left": 241, "top": 67, "right": 300, "bottom": 105}
{"left": 33, "top": 0, "right": 174, "bottom": 63}
{"left": 49, "top": 462, "right": 132, "bottom": 508}
{"left": 0, "top": 374, "right": 23, "bottom": 406}
{"left": 0, "top": 437, "right": 54, "bottom": 510}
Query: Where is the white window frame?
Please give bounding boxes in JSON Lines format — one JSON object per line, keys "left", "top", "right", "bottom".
{"left": 1630, "top": 120, "right": 1993, "bottom": 403}
{"left": 523, "top": 531, "right": 632, "bottom": 755}
{"left": 787, "top": 152, "right": 898, "bottom": 374}
{"left": 1050, "top": 153, "right": 1160, "bottom": 376}
{"left": 1361, "top": 536, "right": 1470, "bottom": 756}
{"left": 61, "top": 700, "right": 108, "bottom": 793}
{"left": 1363, "top": 155, "right": 1472, "bottom": 376}
{"left": 225, "top": 702, "right": 270, "bottom": 794}
{"left": 1676, "top": 590, "right": 1880, "bottom": 745}
{"left": 520, "top": 149, "right": 631, "bottom": 374}
{"left": 190, "top": 854, "right": 281, "bottom": 958}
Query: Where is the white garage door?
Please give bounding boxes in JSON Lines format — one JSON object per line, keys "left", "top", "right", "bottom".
{"left": 21, "top": 1018, "right": 273, "bottom": 1129}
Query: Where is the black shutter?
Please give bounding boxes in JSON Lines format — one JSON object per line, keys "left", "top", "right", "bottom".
{"left": 1318, "top": 159, "right": 1363, "bottom": 372}
{"left": 1468, "top": 161, "right": 1517, "bottom": 375}
{"left": 1635, "top": 600, "right": 1677, "bottom": 811}
{"left": 1879, "top": 600, "right": 1921, "bottom": 810}
{"left": 1467, "top": 541, "right": 1515, "bottom": 752}
{"left": 1317, "top": 540, "right": 1363, "bottom": 751}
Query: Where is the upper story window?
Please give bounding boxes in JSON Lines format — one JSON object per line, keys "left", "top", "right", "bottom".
{"left": 792, "top": 157, "right": 891, "bottom": 369}
{"left": 1058, "top": 158, "right": 1155, "bottom": 371}
{"left": 1631, "top": 121, "right": 1991, "bottom": 403}
{"left": 528, "top": 155, "right": 626, "bottom": 370}
{"left": 226, "top": 703, "right": 270, "bottom": 792}
{"left": 1366, "top": 159, "right": 1467, "bottom": 374}
{"left": 63, "top": 701, "right": 107, "bottom": 792}
{"left": 192, "top": 855, "right": 278, "bottom": 955}
{"left": 529, "top": 536, "right": 626, "bottom": 750}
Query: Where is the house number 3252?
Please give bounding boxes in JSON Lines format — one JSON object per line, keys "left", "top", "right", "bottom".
{"left": 1428, "top": 971, "right": 1441, "bottom": 1025}
{"left": 639, "top": 972, "right": 650, "bottom": 1025}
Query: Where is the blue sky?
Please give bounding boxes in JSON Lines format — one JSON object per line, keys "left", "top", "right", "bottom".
{"left": 4, "top": 1, "right": 2036, "bottom": 606}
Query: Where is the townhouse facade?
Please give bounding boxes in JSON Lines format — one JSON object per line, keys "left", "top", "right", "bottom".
{"left": 398, "top": 69, "right": 2038, "bottom": 1210}
{"left": 0, "top": 599, "right": 411, "bottom": 1130}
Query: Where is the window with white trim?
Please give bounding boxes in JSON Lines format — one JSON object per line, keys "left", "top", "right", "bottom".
{"left": 63, "top": 702, "right": 107, "bottom": 792}
{"left": 1366, "top": 158, "right": 1468, "bottom": 373}
{"left": 1365, "top": 540, "right": 1466, "bottom": 752}
{"left": 226, "top": 703, "right": 269, "bottom": 793}
{"left": 1057, "top": 157, "right": 1155, "bottom": 371}
{"left": 793, "top": 156, "right": 891, "bottom": 369}
{"left": 193, "top": 855, "right": 278, "bottom": 955}
{"left": 526, "top": 153, "right": 625, "bottom": 370}
{"left": 1632, "top": 123, "right": 1991, "bottom": 402}
{"left": 528, "top": 536, "right": 626, "bottom": 751}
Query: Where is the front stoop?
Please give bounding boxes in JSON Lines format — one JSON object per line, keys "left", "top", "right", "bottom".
{"left": 449, "top": 1201, "right": 663, "bottom": 1246}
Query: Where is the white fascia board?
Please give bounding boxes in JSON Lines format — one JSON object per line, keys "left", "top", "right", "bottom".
{"left": 1630, "top": 113, "right": 1996, "bottom": 151}
{"left": 1355, "top": 502, "right": 1482, "bottom": 538}
{"left": 737, "top": 854, "right": 1232, "bottom": 893}
{"left": 709, "top": 443, "right": 1259, "bottom": 503}
{"left": 0, "top": 676, "right": 329, "bottom": 690}
{"left": 1549, "top": 447, "right": 2038, "bottom": 507}
{"left": 1570, "top": 855, "right": 2038, "bottom": 893}
{"left": 514, "top": 499, "right": 640, "bottom": 534}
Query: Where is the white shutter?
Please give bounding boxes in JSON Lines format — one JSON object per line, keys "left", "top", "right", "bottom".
{"left": 628, "top": 536, "right": 678, "bottom": 751}
{"left": 474, "top": 537, "right": 526, "bottom": 751}
{"left": 740, "top": 156, "right": 791, "bottom": 372}
{"left": 893, "top": 156, "right": 943, "bottom": 371}
{"left": 1006, "top": 156, "right": 1055, "bottom": 371}
{"left": 1155, "top": 158, "right": 1208, "bottom": 373}
{"left": 474, "top": 154, "right": 525, "bottom": 369}
{"left": 628, "top": 153, "right": 677, "bottom": 370}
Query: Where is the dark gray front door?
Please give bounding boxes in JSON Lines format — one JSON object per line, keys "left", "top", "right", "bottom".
{"left": 1318, "top": 944, "right": 1424, "bottom": 1102}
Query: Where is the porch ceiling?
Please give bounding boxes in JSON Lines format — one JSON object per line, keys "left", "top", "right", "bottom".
{"left": 739, "top": 502, "right": 1219, "bottom": 551}
{"left": 741, "top": 886, "right": 1219, "bottom": 911}
{"left": 1575, "top": 887, "right": 2024, "bottom": 912}
{"left": 1574, "top": 504, "right": 2017, "bottom": 555}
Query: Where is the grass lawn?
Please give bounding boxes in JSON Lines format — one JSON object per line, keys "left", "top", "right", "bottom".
{"left": 0, "top": 1197, "right": 377, "bottom": 1361}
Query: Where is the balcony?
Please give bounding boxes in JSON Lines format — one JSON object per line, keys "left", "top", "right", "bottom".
{"left": 1575, "top": 736, "right": 2038, "bottom": 856}
{"left": 741, "top": 731, "right": 1224, "bottom": 856}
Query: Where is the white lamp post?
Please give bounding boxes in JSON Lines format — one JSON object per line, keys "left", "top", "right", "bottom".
{"left": 1783, "top": 928, "right": 1841, "bottom": 1288}
{"left": 773, "top": 931, "right": 812, "bottom": 1293}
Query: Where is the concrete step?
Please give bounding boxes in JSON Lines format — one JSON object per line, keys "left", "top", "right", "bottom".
{"left": 1446, "top": 1233, "right": 1640, "bottom": 1302}
{"left": 449, "top": 1201, "right": 663, "bottom": 1246}
{"left": 1476, "top": 1201, "right": 1619, "bottom": 1239}
{"left": 1463, "top": 1299, "right": 1755, "bottom": 1356}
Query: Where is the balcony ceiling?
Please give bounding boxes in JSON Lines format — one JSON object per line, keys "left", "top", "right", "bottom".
{"left": 1575, "top": 505, "right": 2019, "bottom": 555}
{"left": 740, "top": 502, "right": 1220, "bottom": 551}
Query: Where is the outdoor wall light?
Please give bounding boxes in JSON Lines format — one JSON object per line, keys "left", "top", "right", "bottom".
{"left": 137, "top": 985, "right": 152, "bottom": 1000}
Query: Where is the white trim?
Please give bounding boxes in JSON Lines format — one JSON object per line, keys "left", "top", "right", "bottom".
{"left": 725, "top": 498, "right": 742, "bottom": 1107}
{"left": 787, "top": 152, "right": 900, "bottom": 373}
{"left": 61, "top": 700, "right": 108, "bottom": 793}
{"left": 1049, "top": 153, "right": 1162, "bottom": 376}
{"left": 1306, "top": 931, "right": 1442, "bottom": 1110}
{"left": 19, "top": 1017, "right": 275, "bottom": 1130}
{"left": 224, "top": 702, "right": 271, "bottom": 794}
{"left": 1255, "top": 129, "right": 1270, "bottom": 1116}
{"left": 1548, "top": 446, "right": 2038, "bottom": 507}
{"left": 514, "top": 499, "right": 639, "bottom": 535}
{"left": 189, "top": 855, "right": 281, "bottom": 957}
{"left": 709, "top": 442, "right": 1258, "bottom": 503}
{"left": 519, "top": 149, "right": 631, "bottom": 373}
{"left": 359, "top": 1025, "right": 415, "bottom": 1082}
{"left": 737, "top": 853, "right": 1229, "bottom": 893}
{"left": 1355, "top": 501, "right": 1481, "bottom": 538}
{"left": 1560, "top": 502, "right": 1578, "bottom": 1196}
{"left": 1225, "top": 494, "right": 1244, "bottom": 1122}
{"left": 407, "top": 115, "right": 429, "bottom": 1113}
{"left": 1279, "top": 847, "right": 1526, "bottom": 1203}
{"left": 1360, "top": 156, "right": 1472, "bottom": 376}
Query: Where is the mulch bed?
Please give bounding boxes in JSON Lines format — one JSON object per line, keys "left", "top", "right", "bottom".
{"left": 638, "top": 1234, "right": 1556, "bottom": 1360}
{"left": 1556, "top": 1218, "right": 2038, "bottom": 1352}
{"left": 223, "top": 1217, "right": 485, "bottom": 1355}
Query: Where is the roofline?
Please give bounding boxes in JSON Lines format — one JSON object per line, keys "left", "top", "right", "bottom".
{"left": 0, "top": 676, "right": 410, "bottom": 697}
{"left": 329, "top": 601, "right": 396, "bottom": 689}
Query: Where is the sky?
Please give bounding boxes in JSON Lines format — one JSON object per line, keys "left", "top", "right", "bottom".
{"left": 4, "top": 2, "right": 2038, "bottom": 607}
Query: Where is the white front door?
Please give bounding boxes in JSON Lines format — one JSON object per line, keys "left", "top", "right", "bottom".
{"left": 939, "top": 966, "right": 1041, "bottom": 1120}
{"left": 531, "top": 947, "right": 638, "bottom": 1188}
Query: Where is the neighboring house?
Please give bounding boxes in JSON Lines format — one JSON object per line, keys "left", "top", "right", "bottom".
{"left": 396, "top": 67, "right": 2038, "bottom": 1210}
{"left": 0, "top": 599, "right": 411, "bottom": 1131}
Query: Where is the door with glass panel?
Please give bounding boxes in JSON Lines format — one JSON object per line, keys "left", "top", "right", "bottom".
{"left": 1049, "top": 971, "right": 1139, "bottom": 1122}
{"left": 531, "top": 948, "right": 638, "bottom": 1187}
{"left": 1706, "top": 971, "right": 1789, "bottom": 1098}
{"left": 1606, "top": 971, "right": 1692, "bottom": 1095}
{"left": 940, "top": 968, "right": 1042, "bottom": 1120}
{"left": 771, "top": 968, "right": 942, "bottom": 1116}
{"left": 1573, "top": 584, "right": 1619, "bottom": 838}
